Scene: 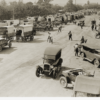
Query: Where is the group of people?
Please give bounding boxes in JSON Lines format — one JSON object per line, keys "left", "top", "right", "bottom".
{"left": 74, "top": 36, "right": 87, "bottom": 57}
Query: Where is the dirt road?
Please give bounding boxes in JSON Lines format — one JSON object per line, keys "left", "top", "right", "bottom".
{"left": 0, "top": 14, "right": 99, "bottom": 97}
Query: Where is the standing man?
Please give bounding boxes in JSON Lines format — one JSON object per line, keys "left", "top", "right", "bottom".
{"left": 68, "top": 31, "right": 72, "bottom": 41}
{"left": 58, "top": 25, "right": 62, "bottom": 32}
{"left": 74, "top": 44, "right": 79, "bottom": 57}
{"left": 81, "top": 36, "right": 85, "bottom": 44}
{"left": 47, "top": 32, "right": 51, "bottom": 43}
{"left": 91, "top": 24, "right": 94, "bottom": 31}
{"left": 95, "top": 25, "right": 97, "bottom": 31}
{"left": 80, "top": 23, "right": 83, "bottom": 29}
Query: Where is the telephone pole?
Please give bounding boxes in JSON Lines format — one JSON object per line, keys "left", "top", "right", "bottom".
{"left": 13, "top": 8, "right": 14, "bottom": 20}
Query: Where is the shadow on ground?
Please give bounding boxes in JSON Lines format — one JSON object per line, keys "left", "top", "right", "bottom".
{"left": 0, "top": 47, "right": 17, "bottom": 54}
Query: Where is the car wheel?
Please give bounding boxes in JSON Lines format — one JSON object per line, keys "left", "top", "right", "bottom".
{"left": 0, "top": 46, "right": 2, "bottom": 52}
{"left": 9, "top": 42, "right": 12, "bottom": 48}
{"left": 94, "top": 59, "right": 100, "bottom": 68}
{"left": 60, "top": 76, "right": 67, "bottom": 88}
{"left": 81, "top": 53, "right": 85, "bottom": 60}
{"left": 53, "top": 71, "right": 57, "bottom": 79}
{"left": 36, "top": 67, "right": 41, "bottom": 77}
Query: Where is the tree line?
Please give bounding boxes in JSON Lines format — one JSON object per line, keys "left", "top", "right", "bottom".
{"left": 0, "top": 0, "right": 99, "bottom": 20}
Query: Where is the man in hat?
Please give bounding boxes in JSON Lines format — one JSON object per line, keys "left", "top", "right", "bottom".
{"left": 68, "top": 31, "right": 72, "bottom": 41}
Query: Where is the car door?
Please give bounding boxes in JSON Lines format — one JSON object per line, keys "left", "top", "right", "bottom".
{"left": 87, "top": 49, "right": 95, "bottom": 61}
{"left": 82, "top": 46, "right": 90, "bottom": 58}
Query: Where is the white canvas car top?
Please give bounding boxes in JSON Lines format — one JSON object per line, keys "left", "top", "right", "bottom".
{"left": 18, "top": 25, "right": 33, "bottom": 32}
{"left": 0, "top": 26, "right": 15, "bottom": 34}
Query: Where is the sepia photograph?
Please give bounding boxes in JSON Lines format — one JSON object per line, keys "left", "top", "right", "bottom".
{"left": 0, "top": 0, "right": 100, "bottom": 97}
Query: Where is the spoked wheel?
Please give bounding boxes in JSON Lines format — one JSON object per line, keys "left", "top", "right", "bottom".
{"left": 60, "top": 76, "right": 67, "bottom": 88}
{"left": 94, "top": 59, "right": 100, "bottom": 68}
{"left": 0, "top": 46, "right": 2, "bottom": 52}
{"left": 53, "top": 71, "right": 57, "bottom": 79}
{"left": 36, "top": 66, "right": 43, "bottom": 77}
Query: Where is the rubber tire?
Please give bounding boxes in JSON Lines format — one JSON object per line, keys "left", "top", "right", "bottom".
{"left": 36, "top": 67, "right": 41, "bottom": 77}
{"left": 9, "top": 42, "right": 12, "bottom": 48}
{"left": 94, "top": 59, "right": 99, "bottom": 68}
{"left": 0, "top": 46, "right": 2, "bottom": 52}
{"left": 60, "top": 76, "right": 67, "bottom": 88}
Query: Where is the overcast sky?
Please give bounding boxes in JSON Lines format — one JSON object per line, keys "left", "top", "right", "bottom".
{"left": 2, "top": 0, "right": 100, "bottom": 6}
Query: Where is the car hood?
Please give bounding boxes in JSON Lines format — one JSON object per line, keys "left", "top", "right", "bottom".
{"left": 61, "top": 68, "right": 83, "bottom": 76}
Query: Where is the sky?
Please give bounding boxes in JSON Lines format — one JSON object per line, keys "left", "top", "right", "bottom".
{"left": 2, "top": 0, "right": 100, "bottom": 6}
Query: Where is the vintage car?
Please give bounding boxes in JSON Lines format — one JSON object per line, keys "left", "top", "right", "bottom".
{"left": 53, "top": 15, "right": 68, "bottom": 26}
{"left": 36, "top": 47, "right": 63, "bottom": 79}
{"left": 73, "top": 75, "right": 100, "bottom": 97}
{"left": 78, "top": 21, "right": 85, "bottom": 26}
{"left": 16, "top": 25, "right": 35, "bottom": 42}
{"left": 59, "top": 68, "right": 84, "bottom": 88}
{"left": 0, "top": 38, "right": 12, "bottom": 51}
{"left": 0, "top": 26, "right": 15, "bottom": 40}
{"left": 34, "top": 21, "right": 53, "bottom": 31}
{"left": 80, "top": 43, "right": 100, "bottom": 68}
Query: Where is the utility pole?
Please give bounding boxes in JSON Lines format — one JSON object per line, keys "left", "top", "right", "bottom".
{"left": 13, "top": 8, "right": 14, "bottom": 20}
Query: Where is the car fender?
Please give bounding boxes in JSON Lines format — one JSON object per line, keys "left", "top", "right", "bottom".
{"left": 59, "top": 74, "right": 65, "bottom": 77}
{"left": 36, "top": 65, "right": 43, "bottom": 69}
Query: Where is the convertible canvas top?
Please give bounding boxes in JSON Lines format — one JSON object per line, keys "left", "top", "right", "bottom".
{"left": 44, "top": 47, "right": 62, "bottom": 60}
{"left": 81, "top": 43, "right": 100, "bottom": 50}
{"left": 44, "top": 47, "right": 61, "bottom": 56}
{"left": 0, "top": 26, "right": 14, "bottom": 33}
{"left": 74, "top": 76, "right": 100, "bottom": 94}
{"left": 17, "top": 25, "right": 33, "bottom": 32}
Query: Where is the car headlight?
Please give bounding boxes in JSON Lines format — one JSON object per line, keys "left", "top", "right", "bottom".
{"left": 50, "top": 66, "right": 53, "bottom": 69}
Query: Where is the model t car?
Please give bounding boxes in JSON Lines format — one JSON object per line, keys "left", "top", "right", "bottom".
{"left": 36, "top": 47, "right": 63, "bottom": 79}
{"left": 80, "top": 43, "right": 100, "bottom": 68}
{"left": 0, "top": 38, "right": 12, "bottom": 52}
{"left": 16, "top": 25, "right": 35, "bottom": 42}
{"left": 78, "top": 21, "right": 85, "bottom": 26}
{"left": 59, "top": 68, "right": 85, "bottom": 88}
{"left": 34, "top": 21, "right": 53, "bottom": 31}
